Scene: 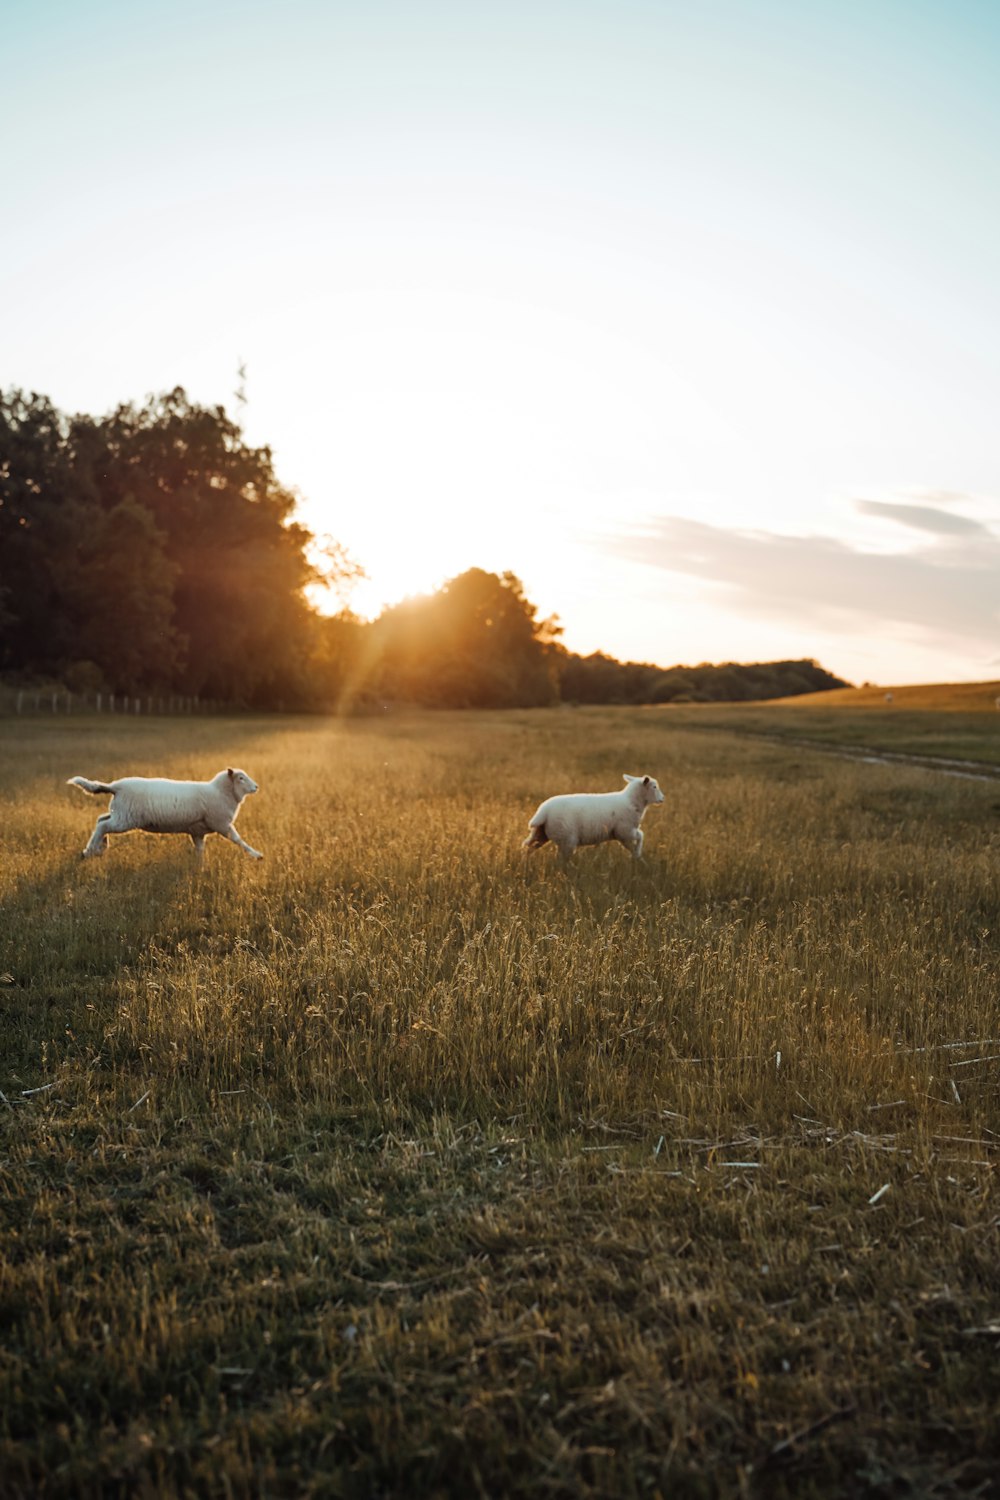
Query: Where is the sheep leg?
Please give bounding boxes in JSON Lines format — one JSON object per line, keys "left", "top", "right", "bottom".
{"left": 612, "top": 827, "right": 644, "bottom": 859}
{"left": 82, "top": 812, "right": 113, "bottom": 858}
{"left": 190, "top": 834, "right": 206, "bottom": 859}
{"left": 83, "top": 798, "right": 141, "bottom": 857}
{"left": 221, "top": 825, "right": 264, "bottom": 859}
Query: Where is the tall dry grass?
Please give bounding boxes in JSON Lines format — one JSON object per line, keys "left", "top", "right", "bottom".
{"left": 8, "top": 707, "right": 992, "bottom": 1122}
{"left": 1, "top": 706, "right": 998, "bottom": 1497}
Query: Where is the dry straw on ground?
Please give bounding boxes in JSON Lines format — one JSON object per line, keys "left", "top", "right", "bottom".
{"left": 1, "top": 704, "right": 998, "bottom": 1497}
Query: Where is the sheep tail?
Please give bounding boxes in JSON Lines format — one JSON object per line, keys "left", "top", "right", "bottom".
{"left": 68, "top": 776, "right": 115, "bottom": 796}
{"left": 523, "top": 824, "right": 548, "bottom": 851}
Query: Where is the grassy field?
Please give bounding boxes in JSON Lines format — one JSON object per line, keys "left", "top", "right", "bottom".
{"left": 664, "top": 681, "right": 1000, "bottom": 772}
{"left": 1, "top": 704, "right": 998, "bottom": 1498}
{"left": 770, "top": 681, "right": 1000, "bottom": 712}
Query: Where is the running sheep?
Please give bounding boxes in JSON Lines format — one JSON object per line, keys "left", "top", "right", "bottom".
{"left": 523, "top": 773, "right": 664, "bottom": 862}
{"left": 68, "top": 768, "right": 263, "bottom": 860}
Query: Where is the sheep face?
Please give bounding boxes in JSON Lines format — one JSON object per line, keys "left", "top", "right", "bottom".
{"left": 624, "top": 773, "right": 664, "bottom": 806}
{"left": 227, "top": 768, "right": 259, "bottom": 799}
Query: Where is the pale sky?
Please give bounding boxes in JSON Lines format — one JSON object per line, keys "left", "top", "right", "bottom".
{"left": 4, "top": 0, "right": 1000, "bottom": 685}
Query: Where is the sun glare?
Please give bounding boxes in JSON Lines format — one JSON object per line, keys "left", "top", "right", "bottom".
{"left": 291, "top": 297, "right": 588, "bottom": 619}
{"left": 318, "top": 476, "right": 538, "bottom": 619}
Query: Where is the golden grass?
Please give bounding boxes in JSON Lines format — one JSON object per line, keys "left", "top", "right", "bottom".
{"left": 769, "top": 679, "right": 1000, "bottom": 711}
{"left": 1, "top": 707, "right": 998, "bottom": 1497}
{"left": 658, "top": 688, "right": 1000, "bottom": 771}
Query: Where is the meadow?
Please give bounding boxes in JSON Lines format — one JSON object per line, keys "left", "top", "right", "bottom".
{"left": 667, "top": 680, "right": 1000, "bottom": 772}
{"left": 1, "top": 703, "right": 998, "bottom": 1498}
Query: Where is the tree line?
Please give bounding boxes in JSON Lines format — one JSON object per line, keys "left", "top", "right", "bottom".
{"left": 1, "top": 387, "right": 848, "bottom": 709}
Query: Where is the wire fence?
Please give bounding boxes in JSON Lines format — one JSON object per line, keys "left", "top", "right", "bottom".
{"left": 1, "top": 689, "right": 236, "bottom": 717}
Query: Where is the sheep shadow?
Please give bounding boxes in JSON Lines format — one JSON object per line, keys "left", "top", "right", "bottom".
{"left": 1, "top": 842, "right": 241, "bottom": 987}
{"left": 2, "top": 841, "right": 268, "bottom": 1080}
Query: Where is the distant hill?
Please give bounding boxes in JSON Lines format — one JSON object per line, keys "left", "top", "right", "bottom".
{"left": 766, "top": 680, "right": 1000, "bottom": 711}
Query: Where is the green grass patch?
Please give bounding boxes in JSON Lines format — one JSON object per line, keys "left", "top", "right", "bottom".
{"left": 663, "top": 695, "right": 1000, "bottom": 770}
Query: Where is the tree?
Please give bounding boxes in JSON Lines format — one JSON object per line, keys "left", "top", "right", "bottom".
{"left": 0, "top": 390, "right": 74, "bottom": 674}
{"left": 371, "top": 568, "right": 560, "bottom": 708}
{"left": 54, "top": 495, "right": 179, "bottom": 692}
{"left": 0, "top": 386, "right": 357, "bottom": 705}
{"left": 90, "top": 389, "right": 320, "bottom": 703}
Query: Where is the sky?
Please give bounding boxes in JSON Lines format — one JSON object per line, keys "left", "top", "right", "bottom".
{"left": 4, "top": 0, "right": 1000, "bottom": 686}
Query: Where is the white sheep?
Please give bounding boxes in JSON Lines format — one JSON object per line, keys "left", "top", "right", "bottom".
{"left": 68, "top": 768, "right": 262, "bottom": 860}
{"left": 523, "top": 773, "right": 664, "bottom": 862}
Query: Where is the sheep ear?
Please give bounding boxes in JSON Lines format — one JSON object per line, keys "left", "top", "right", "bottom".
{"left": 643, "top": 776, "right": 650, "bottom": 786}
{"left": 227, "top": 767, "right": 235, "bottom": 779}
{"left": 623, "top": 773, "right": 635, "bottom": 783}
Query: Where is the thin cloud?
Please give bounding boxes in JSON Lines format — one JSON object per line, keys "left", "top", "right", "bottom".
{"left": 855, "top": 499, "right": 989, "bottom": 537}
{"left": 603, "top": 507, "right": 1000, "bottom": 652}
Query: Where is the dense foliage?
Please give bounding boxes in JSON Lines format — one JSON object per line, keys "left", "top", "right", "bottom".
{"left": 1, "top": 387, "right": 849, "bottom": 707}
{"left": 0, "top": 387, "right": 326, "bottom": 706}
{"left": 365, "top": 568, "right": 561, "bottom": 708}
{"left": 556, "top": 651, "right": 848, "bottom": 704}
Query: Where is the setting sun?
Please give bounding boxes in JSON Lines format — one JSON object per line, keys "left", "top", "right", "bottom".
{"left": 4, "top": 0, "right": 1000, "bottom": 684}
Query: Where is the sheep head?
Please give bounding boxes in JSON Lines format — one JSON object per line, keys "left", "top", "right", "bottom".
{"left": 623, "top": 773, "right": 665, "bottom": 806}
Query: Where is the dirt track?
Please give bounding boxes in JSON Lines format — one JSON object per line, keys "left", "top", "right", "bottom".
{"left": 741, "top": 731, "right": 1000, "bottom": 783}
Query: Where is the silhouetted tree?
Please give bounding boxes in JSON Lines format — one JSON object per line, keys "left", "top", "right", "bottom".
{"left": 0, "top": 386, "right": 350, "bottom": 704}
{"left": 0, "top": 391, "right": 75, "bottom": 672}
{"left": 371, "top": 568, "right": 560, "bottom": 708}
{"left": 555, "top": 652, "right": 848, "bottom": 704}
